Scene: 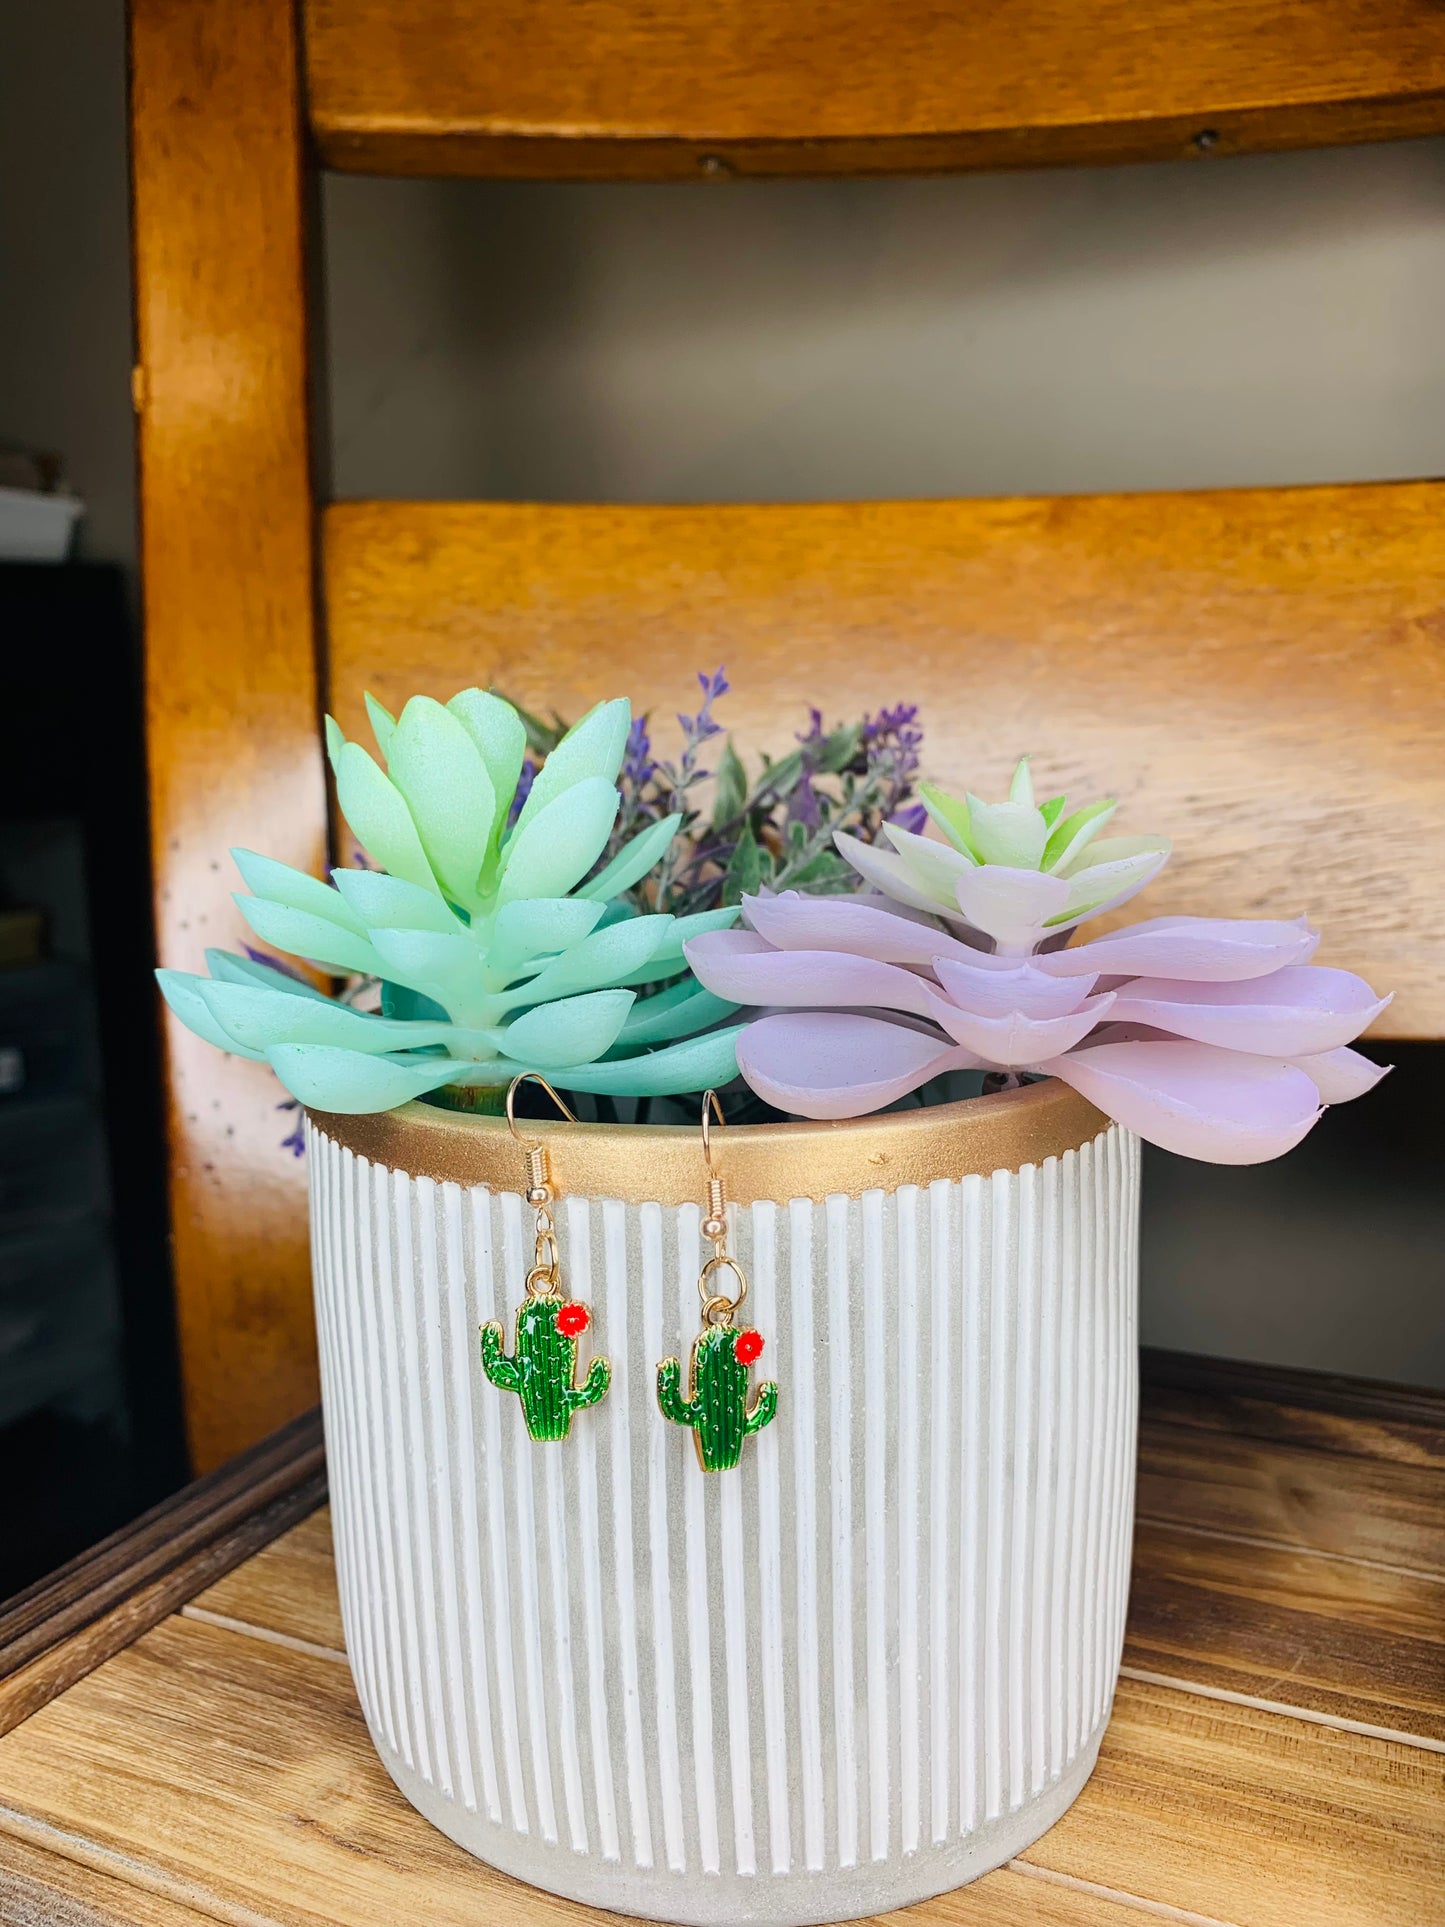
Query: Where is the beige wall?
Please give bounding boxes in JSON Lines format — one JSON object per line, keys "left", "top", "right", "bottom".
{"left": 1, "top": 0, "right": 1440, "bottom": 1382}
{"left": 324, "top": 140, "right": 1445, "bottom": 504}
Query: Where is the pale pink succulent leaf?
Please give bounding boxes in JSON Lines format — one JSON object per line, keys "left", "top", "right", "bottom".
{"left": 1034, "top": 914, "right": 1320, "bottom": 981}
{"left": 741, "top": 891, "right": 979, "bottom": 966}
{"left": 736, "top": 1011, "right": 975, "bottom": 1119}
{"left": 1042, "top": 1040, "right": 1324, "bottom": 1164}
{"left": 929, "top": 993, "right": 1115, "bottom": 1066}
{"left": 1287, "top": 1046, "right": 1392, "bottom": 1104}
{"left": 951, "top": 865, "right": 1072, "bottom": 950}
{"left": 931, "top": 955, "right": 1100, "bottom": 1018}
{"left": 685, "top": 931, "right": 940, "bottom": 1018}
{"left": 833, "top": 832, "right": 956, "bottom": 915}
{"left": 1106, "top": 965, "right": 1390, "bottom": 1057}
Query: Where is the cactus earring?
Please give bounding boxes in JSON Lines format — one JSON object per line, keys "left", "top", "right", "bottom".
{"left": 480, "top": 1075, "right": 610, "bottom": 1441}
{"left": 657, "top": 1091, "right": 778, "bottom": 1472}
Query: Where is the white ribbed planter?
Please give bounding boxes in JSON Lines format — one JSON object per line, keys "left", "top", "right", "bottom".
{"left": 305, "top": 1084, "right": 1139, "bottom": 1926}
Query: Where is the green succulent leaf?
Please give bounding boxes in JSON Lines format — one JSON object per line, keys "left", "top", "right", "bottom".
{"left": 487, "top": 898, "right": 607, "bottom": 978}
{"left": 323, "top": 714, "right": 346, "bottom": 772}
{"left": 498, "top": 988, "right": 635, "bottom": 1068}
{"left": 384, "top": 696, "right": 497, "bottom": 907}
{"left": 156, "top": 970, "right": 266, "bottom": 1061}
{"left": 330, "top": 867, "right": 468, "bottom": 934}
{"left": 578, "top": 813, "right": 681, "bottom": 903}
{"left": 614, "top": 983, "right": 738, "bottom": 1046}
{"left": 1039, "top": 794, "right": 1069, "bottom": 830}
{"left": 266, "top": 1044, "right": 459, "bottom": 1114}
{"left": 498, "top": 914, "right": 675, "bottom": 1010}
{"left": 332, "top": 741, "right": 437, "bottom": 894}
{"left": 234, "top": 896, "right": 384, "bottom": 979}
{"left": 229, "top": 850, "right": 367, "bottom": 934}
{"left": 510, "top": 698, "right": 631, "bottom": 842}
{"left": 498, "top": 776, "right": 620, "bottom": 904}
{"left": 364, "top": 693, "right": 398, "bottom": 760}
{"left": 366, "top": 928, "right": 482, "bottom": 1020}
{"left": 446, "top": 689, "right": 528, "bottom": 821}
{"left": 194, "top": 979, "right": 494, "bottom": 1058}
{"left": 205, "top": 948, "right": 335, "bottom": 1003}
{"left": 1042, "top": 797, "right": 1118, "bottom": 874}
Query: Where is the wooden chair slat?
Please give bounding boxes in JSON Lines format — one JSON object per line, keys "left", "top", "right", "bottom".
{"left": 324, "top": 484, "right": 1445, "bottom": 1033}
{"left": 131, "top": 0, "right": 326, "bottom": 1470}
{"left": 305, "top": 0, "right": 1445, "bottom": 179}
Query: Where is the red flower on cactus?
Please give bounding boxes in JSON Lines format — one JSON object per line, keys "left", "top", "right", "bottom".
{"left": 734, "top": 1328, "right": 764, "bottom": 1366}
{"left": 556, "top": 1301, "right": 590, "bottom": 1338}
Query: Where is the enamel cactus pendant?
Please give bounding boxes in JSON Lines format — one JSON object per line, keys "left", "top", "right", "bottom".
{"left": 481, "top": 1290, "right": 609, "bottom": 1442}
{"left": 658, "top": 1316, "right": 778, "bottom": 1472}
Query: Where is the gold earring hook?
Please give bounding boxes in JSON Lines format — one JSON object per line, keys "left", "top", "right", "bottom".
{"left": 700, "top": 1088, "right": 726, "bottom": 1174}
{"left": 507, "top": 1074, "right": 579, "bottom": 1193}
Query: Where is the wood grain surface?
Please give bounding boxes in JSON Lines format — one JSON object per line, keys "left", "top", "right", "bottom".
{"left": 303, "top": 0, "right": 1445, "bottom": 178}
{"left": 0, "top": 1357, "right": 1442, "bottom": 1923}
{"left": 0, "top": 1411, "right": 324, "bottom": 1736}
{"left": 131, "top": 0, "right": 328, "bottom": 1470}
{"left": 325, "top": 487, "right": 1445, "bottom": 1033}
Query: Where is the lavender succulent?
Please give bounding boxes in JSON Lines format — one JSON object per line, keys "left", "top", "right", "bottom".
{"left": 685, "top": 758, "right": 1392, "bottom": 1165}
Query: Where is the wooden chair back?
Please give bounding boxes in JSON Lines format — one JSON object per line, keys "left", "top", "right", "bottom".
{"left": 130, "top": 0, "right": 1445, "bottom": 1467}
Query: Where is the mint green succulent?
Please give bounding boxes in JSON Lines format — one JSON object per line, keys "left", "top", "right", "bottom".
{"left": 156, "top": 688, "right": 744, "bottom": 1113}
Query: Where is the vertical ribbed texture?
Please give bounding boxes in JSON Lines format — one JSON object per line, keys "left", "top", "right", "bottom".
{"left": 308, "top": 1119, "right": 1140, "bottom": 1908}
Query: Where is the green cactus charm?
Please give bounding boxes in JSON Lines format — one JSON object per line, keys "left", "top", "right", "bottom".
{"left": 657, "top": 1323, "right": 779, "bottom": 1472}
{"left": 482, "top": 1295, "right": 609, "bottom": 1442}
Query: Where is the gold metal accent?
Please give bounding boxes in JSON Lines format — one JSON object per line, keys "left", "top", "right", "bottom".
{"left": 504, "top": 1074, "right": 578, "bottom": 1301}
{"left": 308, "top": 1078, "right": 1109, "bottom": 1207}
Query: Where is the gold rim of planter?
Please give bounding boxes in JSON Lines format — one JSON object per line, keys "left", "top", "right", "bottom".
{"left": 306, "top": 1079, "right": 1109, "bottom": 1206}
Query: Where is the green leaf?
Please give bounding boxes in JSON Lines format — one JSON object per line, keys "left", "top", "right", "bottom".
{"left": 918, "top": 781, "right": 979, "bottom": 858}
{"left": 1042, "top": 797, "right": 1118, "bottom": 873}
{"left": 498, "top": 776, "right": 620, "bottom": 904}
{"left": 333, "top": 742, "right": 437, "bottom": 894}
{"left": 195, "top": 978, "right": 485, "bottom": 1057}
{"left": 230, "top": 850, "right": 367, "bottom": 934}
{"left": 510, "top": 698, "right": 630, "bottom": 841}
{"left": 1008, "top": 755, "right": 1035, "bottom": 806}
{"left": 577, "top": 812, "right": 680, "bottom": 903}
{"left": 366, "top": 928, "right": 482, "bottom": 1020}
{"left": 498, "top": 914, "right": 673, "bottom": 1009}
{"left": 544, "top": 1026, "right": 745, "bottom": 1097}
{"left": 712, "top": 739, "right": 748, "bottom": 828}
{"left": 324, "top": 715, "right": 346, "bottom": 773}
{"left": 721, "top": 822, "right": 763, "bottom": 906}
{"left": 155, "top": 970, "right": 266, "bottom": 1061}
{"left": 498, "top": 988, "right": 635, "bottom": 1068}
{"left": 614, "top": 984, "right": 738, "bottom": 1046}
{"left": 446, "top": 689, "right": 528, "bottom": 825}
{"left": 330, "top": 867, "right": 467, "bottom": 934}
{"left": 813, "top": 723, "right": 863, "bottom": 775}
{"left": 384, "top": 696, "right": 497, "bottom": 908}
{"left": 487, "top": 897, "right": 606, "bottom": 976}
{"left": 234, "top": 897, "right": 384, "bottom": 978}
{"left": 364, "top": 693, "right": 398, "bottom": 760}
{"left": 1039, "top": 794, "right": 1068, "bottom": 830}
{"left": 783, "top": 848, "right": 850, "bottom": 888}
{"left": 265, "top": 1045, "right": 458, "bottom": 1114}
{"left": 205, "top": 949, "right": 334, "bottom": 1003}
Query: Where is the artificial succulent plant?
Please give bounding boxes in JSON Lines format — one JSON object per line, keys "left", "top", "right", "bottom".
{"left": 157, "top": 688, "right": 745, "bottom": 1113}
{"left": 684, "top": 757, "right": 1391, "bottom": 1164}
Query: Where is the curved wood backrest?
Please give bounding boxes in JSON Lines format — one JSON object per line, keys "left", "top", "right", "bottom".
{"left": 305, "top": 0, "right": 1445, "bottom": 178}
{"left": 132, "top": 0, "right": 1445, "bottom": 1466}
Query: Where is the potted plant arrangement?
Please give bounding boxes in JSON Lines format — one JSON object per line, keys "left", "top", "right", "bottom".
{"left": 158, "top": 676, "right": 1388, "bottom": 1927}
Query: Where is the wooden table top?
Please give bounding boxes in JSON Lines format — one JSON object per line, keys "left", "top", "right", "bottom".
{"left": 0, "top": 1350, "right": 1441, "bottom": 1926}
